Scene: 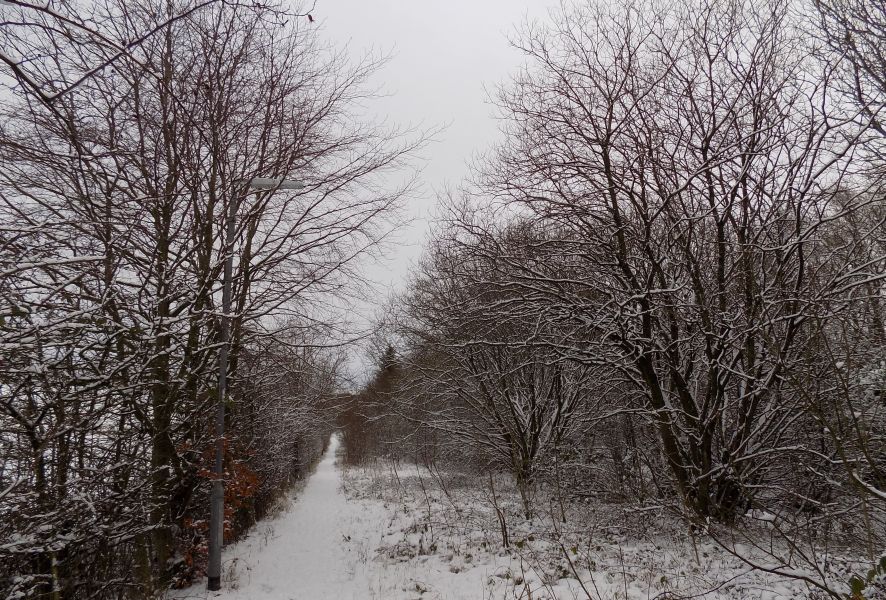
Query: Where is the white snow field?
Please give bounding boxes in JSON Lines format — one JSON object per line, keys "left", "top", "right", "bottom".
{"left": 172, "top": 435, "right": 863, "bottom": 599}
{"left": 172, "top": 435, "right": 519, "bottom": 599}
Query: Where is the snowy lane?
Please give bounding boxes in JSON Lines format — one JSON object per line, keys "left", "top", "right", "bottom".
{"left": 172, "top": 435, "right": 849, "bottom": 600}
{"left": 174, "top": 434, "right": 389, "bottom": 600}
{"left": 174, "top": 435, "right": 526, "bottom": 600}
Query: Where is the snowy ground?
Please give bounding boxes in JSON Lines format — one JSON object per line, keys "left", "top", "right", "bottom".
{"left": 172, "top": 436, "right": 877, "bottom": 599}
{"left": 171, "top": 435, "right": 388, "bottom": 599}
{"left": 338, "top": 463, "right": 838, "bottom": 600}
{"left": 172, "top": 435, "right": 519, "bottom": 599}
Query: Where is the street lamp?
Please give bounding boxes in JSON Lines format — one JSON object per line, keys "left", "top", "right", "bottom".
{"left": 208, "top": 177, "right": 304, "bottom": 592}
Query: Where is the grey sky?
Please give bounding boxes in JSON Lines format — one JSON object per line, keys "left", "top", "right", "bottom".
{"left": 315, "top": 0, "right": 556, "bottom": 295}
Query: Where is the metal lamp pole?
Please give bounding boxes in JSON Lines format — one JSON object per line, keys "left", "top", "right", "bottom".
{"left": 208, "top": 177, "right": 305, "bottom": 592}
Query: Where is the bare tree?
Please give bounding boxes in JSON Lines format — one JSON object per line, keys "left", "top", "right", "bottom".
{"left": 0, "top": 0, "right": 313, "bottom": 105}
{"left": 477, "top": 0, "right": 882, "bottom": 524}
{"left": 813, "top": 0, "right": 886, "bottom": 139}
{"left": 398, "top": 216, "right": 600, "bottom": 517}
{"left": 333, "top": 0, "right": 884, "bottom": 596}
{"left": 0, "top": 0, "right": 420, "bottom": 595}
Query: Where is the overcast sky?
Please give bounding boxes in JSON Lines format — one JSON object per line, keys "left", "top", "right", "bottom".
{"left": 309, "top": 1, "right": 560, "bottom": 378}
{"left": 314, "top": 0, "right": 556, "bottom": 290}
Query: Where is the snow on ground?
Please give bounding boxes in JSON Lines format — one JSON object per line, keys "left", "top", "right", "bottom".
{"left": 172, "top": 436, "right": 874, "bottom": 599}
{"left": 172, "top": 435, "right": 522, "bottom": 599}
{"left": 171, "top": 434, "right": 385, "bottom": 599}
{"left": 338, "top": 462, "right": 823, "bottom": 600}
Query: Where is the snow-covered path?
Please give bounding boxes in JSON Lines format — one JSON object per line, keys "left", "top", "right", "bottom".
{"left": 175, "top": 434, "right": 390, "bottom": 600}
{"left": 172, "top": 434, "right": 842, "bottom": 600}
{"left": 173, "top": 435, "right": 532, "bottom": 600}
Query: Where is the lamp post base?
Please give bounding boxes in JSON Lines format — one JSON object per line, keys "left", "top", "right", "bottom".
{"left": 208, "top": 576, "right": 221, "bottom": 591}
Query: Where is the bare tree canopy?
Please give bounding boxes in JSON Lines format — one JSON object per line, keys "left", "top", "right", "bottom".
{"left": 340, "top": 0, "right": 885, "bottom": 597}
{"left": 0, "top": 0, "right": 421, "bottom": 596}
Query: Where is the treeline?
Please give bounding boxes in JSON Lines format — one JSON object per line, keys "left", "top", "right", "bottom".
{"left": 0, "top": 0, "right": 415, "bottom": 597}
{"left": 344, "top": 0, "right": 885, "bottom": 596}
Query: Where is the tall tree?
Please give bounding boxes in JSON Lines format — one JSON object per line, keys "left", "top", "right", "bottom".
{"left": 473, "top": 0, "right": 883, "bottom": 521}
{"left": 0, "top": 0, "right": 420, "bottom": 595}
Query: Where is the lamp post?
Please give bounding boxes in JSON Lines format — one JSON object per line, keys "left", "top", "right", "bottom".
{"left": 208, "top": 177, "right": 304, "bottom": 592}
